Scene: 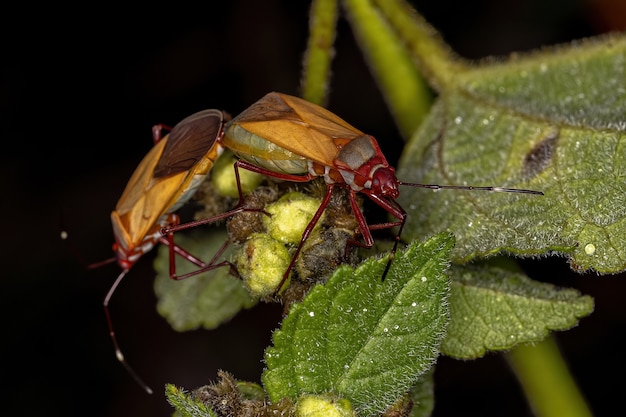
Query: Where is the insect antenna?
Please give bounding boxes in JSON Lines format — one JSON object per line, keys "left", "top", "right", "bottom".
{"left": 60, "top": 212, "right": 153, "bottom": 392}
{"left": 374, "top": 182, "right": 543, "bottom": 280}
{"left": 104, "top": 269, "right": 154, "bottom": 394}
{"left": 399, "top": 182, "right": 544, "bottom": 195}
{"left": 86, "top": 256, "right": 117, "bottom": 270}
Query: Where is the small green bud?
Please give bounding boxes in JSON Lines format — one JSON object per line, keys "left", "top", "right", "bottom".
{"left": 295, "top": 394, "right": 355, "bottom": 417}
{"left": 235, "top": 233, "right": 291, "bottom": 298}
{"left": 263, "top": 192, "right": 323, "bottom": 244}
{"left": 211, "top": 150, "right": 265, "bottom": 198}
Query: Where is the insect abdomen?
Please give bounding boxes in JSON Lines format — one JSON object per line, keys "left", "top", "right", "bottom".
{"left": 223, "top": 123, "right": 309, "bottom": 175}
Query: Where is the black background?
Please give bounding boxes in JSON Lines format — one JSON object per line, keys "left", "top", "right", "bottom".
{"left": 3, "top": 1, "right": 625, "bottom": 416}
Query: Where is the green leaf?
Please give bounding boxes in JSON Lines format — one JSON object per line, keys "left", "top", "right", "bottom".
{"left": 263, "top": 233, "right": 454, "bottom": 416}
{"left": 397, "top": 34, "right": 626, "bottom": 273}
{"left": 457, "top": 35, "right": 626, "bottom": 131}
{"left": 441, "top": 263, "right": 594, "bottom": 359}
{"left": 166, "top": 384, "right": 217, "bottom": 417}
{"left": 407, "top": 369, "right": 434, "bottom": 417}
{"left": 154, "top": 229, "right": 256, "bottom": 332}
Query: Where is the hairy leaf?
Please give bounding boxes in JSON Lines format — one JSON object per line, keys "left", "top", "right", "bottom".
{"left": 263, "top": 233, "right": 453, "bottom": 416}
{"left": 154, "top": 229, "right": 256, "bottom": 332}
{"left": 407, "top": 369, "right": 434, "bottom": 417}
{"left": 441, "top": 263, "right": 594, "bottom": 359}
{"left": 166, "top": 384, "right": 218, "bottom": 417}
{"left": 397, "top": 34, "right": 626, "bottom": 274}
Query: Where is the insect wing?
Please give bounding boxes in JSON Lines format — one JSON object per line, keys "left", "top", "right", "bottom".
{"left": 154, "top": 109, "right": 228, "bottom": 178}
{"left": 225, "top": 92, "right": 365, "bottom": 166}
{"left": 113, "top": 109, "right": 227, "bottom": 250}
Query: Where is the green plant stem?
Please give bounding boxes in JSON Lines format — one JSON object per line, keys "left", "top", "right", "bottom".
{"left": 301, "top": 0, "right": 339, "bottom": 106}
{"left": 372, "top": 0, "right": 467, "bottom": 91}
{"left": 506, "top": 336, "right": 593, "bottom": 417}
{"left": 342, "top": 0, "right": 431, "bottom": 139}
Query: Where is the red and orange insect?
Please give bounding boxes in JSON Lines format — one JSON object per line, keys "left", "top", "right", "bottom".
{"left": 165, "top": 92, "right": 543, "bottom": 294}
{"left": 102, "top": 108, "right": 236, "bottom": 393}
{"left": 100, "top": 92, "right": 541, "bottom": 391}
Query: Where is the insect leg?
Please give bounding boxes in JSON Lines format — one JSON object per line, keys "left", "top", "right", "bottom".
{"left": 151, "top": 123, "right": 174, "bottom": 144}
{"left": 271, "top": 184, "right": 336, "bottom": 296}
{"left": 350, "top": 193, "right": 407, "bottom": 280}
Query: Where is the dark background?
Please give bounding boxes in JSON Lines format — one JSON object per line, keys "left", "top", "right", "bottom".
{"left": 3, "top": 1, "right": 624, "bottom": 416}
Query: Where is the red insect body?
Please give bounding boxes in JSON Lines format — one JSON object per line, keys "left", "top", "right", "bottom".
{"left": 215, "top": 92, "right": 540, "bottom": 293}
{"left": 103, "top": 109, "right": 237, "bottom": 393}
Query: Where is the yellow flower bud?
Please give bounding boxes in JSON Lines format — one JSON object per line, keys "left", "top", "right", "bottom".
{"left": 235, "top": 233, "right": 291, "bottom": 298}
{"left": 295, "top": 394, "right": 355, "bottom": 417}
{"left": 263, "top": 192, "right": 323, "bottom": 245}
{"left": 211, "top": 151, "right": 265, "bottom": 198}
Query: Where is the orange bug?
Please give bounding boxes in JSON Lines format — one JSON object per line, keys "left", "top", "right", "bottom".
{"left": 165, "top": 92, "right": 543, "bottom": 296}
{"left": 101, "top": 108, "right": 240, "bottom": 393}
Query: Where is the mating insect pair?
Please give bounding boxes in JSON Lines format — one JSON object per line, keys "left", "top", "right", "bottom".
{"left": 101, "top": 92, "right": 543, "bottom": 392}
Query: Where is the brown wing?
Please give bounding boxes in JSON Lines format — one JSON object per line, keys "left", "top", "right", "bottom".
{"left": 226, "top": 92, "right": 365, "bottom": 166}
{"left": 153, "top": 109, "right": 227, "bottom": 178}
{"left": 112, "top": 109, "right": 227, "bottom": 250}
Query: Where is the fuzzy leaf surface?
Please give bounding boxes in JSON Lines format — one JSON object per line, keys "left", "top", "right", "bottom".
{"left": 397, "top": 34, "right": 626, "bottom": 273}
{"left": 407, "top": 369, "right": 434, "bottom": 417}
{"left": 263, "top": 233, "right": 454, "bottom": 416}
{"left": 166, "top": 384, "right": 217, "bottom": 417}
{"left": 154, "top": 229, "right": 256, "bottom": 332}
{"left": 441, "top": 263, "right": 594, "bottom": 359}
